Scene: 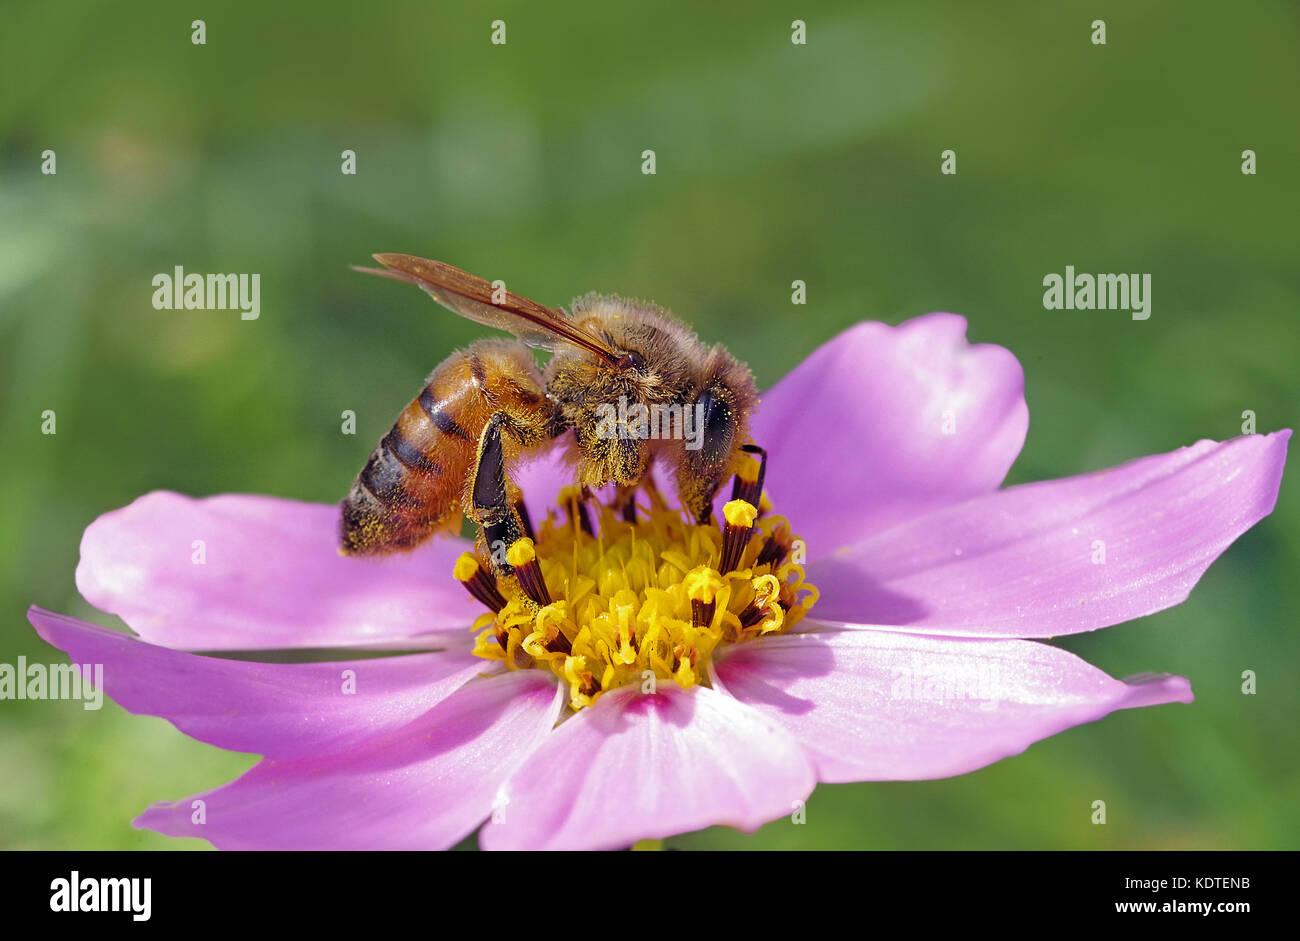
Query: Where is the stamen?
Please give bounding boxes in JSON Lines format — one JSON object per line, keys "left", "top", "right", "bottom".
{"left": 685, "top": 567, "right": 723, "bottom": 630}
{"left": 505, "top": 537, "right": 552, "bottom": 607}
{"left": 533, "top": 601, "right": 572, "bottom": 654}
{"left": 614, "top": 484, "right": 638, "bottom": 523}
{"left": 558, "top": 485, "right": 594, "bottom": 536}
{"left": 512, "top": 498, "right": 535, "bottom": 541}
{"left": 641, "top": 472, "right": 668, "bottom": 512}
{"left": 453, "top": 552, "right": 506, "bottom": 613}
{"left": 465, "top": 466, "right": 818, "bottom": 711}
{"left": 755, "top": 521, "right": 792, "bottom": 567}
{"left": 730, "top": 445, "right": 767, "bottom": 507}
{"left": 718, "top": 499, "right": 758, "bottom": 574}
{"left": 737, "top": 574, "right": 782, "bottom": 630}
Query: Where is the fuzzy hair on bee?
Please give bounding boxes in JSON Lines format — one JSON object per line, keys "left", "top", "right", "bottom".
{"left": 548, "top": 292, "right": 757, "bottom": 494}
{"left": 340, "top": 255, "right": 759, "bottom": 574}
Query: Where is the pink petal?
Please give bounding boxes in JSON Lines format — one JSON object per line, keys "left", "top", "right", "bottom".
{"left": 480, "top": 684, "right": 816, "bottom": 850}
{"left": 752, "top": 314, "right": 1028, "bottom": 559}
{"left": 514, "top": 437, "right": 576, "bottom": 523}
{"left": 810, "top": 431, "right": 1289, "bottom": 636}
{"left": 75, "top": 491, "right": 484, "bottom": 650}
{"left": 715, "top": 629, "right": 1192, "bottom": 783}
{"left": 29, "top": 606, "right": 486, "bottom": 760}
{"left": 134, "top": 671, "right": 563, "bottom": 849}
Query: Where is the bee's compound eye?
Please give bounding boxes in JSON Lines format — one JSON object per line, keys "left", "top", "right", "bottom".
{"left": 694, "top": 385, "right": 736, "bottom": 467}
{"left": 616, "top": 351, "right": 644, "bottom": 371}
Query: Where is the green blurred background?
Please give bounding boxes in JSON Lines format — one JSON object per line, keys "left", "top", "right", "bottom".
{"left": 1, "top": 0, "right": 1297, "bottom": 849}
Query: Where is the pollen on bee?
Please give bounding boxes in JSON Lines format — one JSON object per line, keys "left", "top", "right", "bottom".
{"left": 460, "top": 467, "right": 818, "bottom": 711}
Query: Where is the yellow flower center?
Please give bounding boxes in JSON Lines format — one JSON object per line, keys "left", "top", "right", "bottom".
{"left": 458, "top": 485, "right": 818, "bottom": 711}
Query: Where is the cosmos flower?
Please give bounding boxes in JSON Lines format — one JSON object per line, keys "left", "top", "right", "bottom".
{"left": 28, "top": 312, "right": 1289, "bottom": 850}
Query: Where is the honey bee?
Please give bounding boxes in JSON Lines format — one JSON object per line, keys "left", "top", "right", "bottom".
{"left": 340, "top": 254, "right": 760, "bottom": 574}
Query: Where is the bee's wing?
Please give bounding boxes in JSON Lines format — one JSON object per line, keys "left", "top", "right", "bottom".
{"left": 354, "top": 254, "right": 620, "bottom": 365}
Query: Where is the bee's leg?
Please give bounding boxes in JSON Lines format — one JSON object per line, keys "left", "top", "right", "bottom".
{"left": 468, "top": 412, "right": 555, "bottom": 611}
{"left": 467, "top": 413, "right": 519, "bottom": 570}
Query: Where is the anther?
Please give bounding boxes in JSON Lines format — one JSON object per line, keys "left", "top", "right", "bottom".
{"left": 505, "top": 537, "right": 553, "bottom": 607}
{"left": 730, "top": 445, "right": 768, "bottom": 508}
{"left": 719, "top": 499, "right": 758, "bottom": 574}
{"left": 535, "top": 603, "right": 572, "bottom": 654}
{"left": 755, "top": 522, "right": 793, "bottom": 567}
{"left": 453, "top": 552, "right": 506, "bottom": 613}
{"left": 737, "top": 574, "right": 781, "bottom": 628}
{"left": 462, "top": 461, "right": 818, "bottom": 712}
{"left": 685, "top": 567, "right": 723, "bottom": 630}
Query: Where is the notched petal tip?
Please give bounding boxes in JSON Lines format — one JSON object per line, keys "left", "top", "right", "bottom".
{"left": 717, "top": 630, "right": 1197, "bottom": 785}
{"left": 1117, "top": 672, "right": 1194, "bottom": 709}
{"left": 811, "top": 428, "right": 1291, "bottom": 638}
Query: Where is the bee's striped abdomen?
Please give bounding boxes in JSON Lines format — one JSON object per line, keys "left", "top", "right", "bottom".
{"left": 340, "top": 339, "right": 554, "bottom": 555}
